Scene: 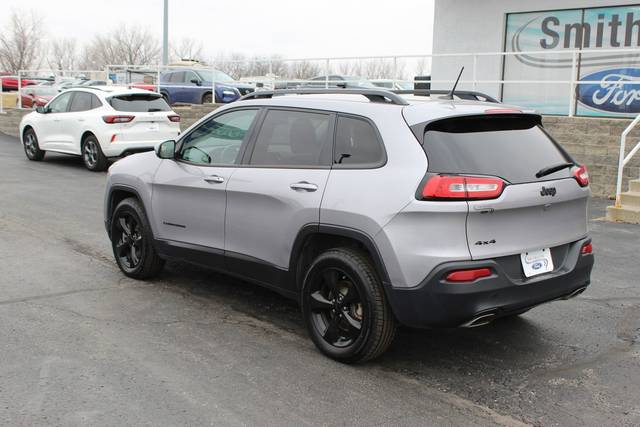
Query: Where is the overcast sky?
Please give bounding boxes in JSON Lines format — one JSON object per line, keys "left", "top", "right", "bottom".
{"left": 5, "top": 0, "right": 435, "bottom": 59}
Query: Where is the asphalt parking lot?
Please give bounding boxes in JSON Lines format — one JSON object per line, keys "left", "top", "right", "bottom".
{"left": 0, "top": 132, "right": 639, "bottom": 427}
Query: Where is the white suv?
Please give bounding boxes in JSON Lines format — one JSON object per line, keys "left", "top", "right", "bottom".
{"left": 20, "top": 87, "right": 181, "bottom": 171}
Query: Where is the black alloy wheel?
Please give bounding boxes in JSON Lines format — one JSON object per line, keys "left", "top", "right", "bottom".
{"left": 302, "top": 248, "right": 396, "bottom": 363}
{"left": 113, "top": 211, "right": 144, "bottom": 272}
{"left": 308, "top": 267, "right": 365, "bottom": 348}
{"left": 110, "top": 198, "right": 164, "bottom": 279}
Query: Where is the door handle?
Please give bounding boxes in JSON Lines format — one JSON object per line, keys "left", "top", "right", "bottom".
{"left": 77, "top": 118, "right": 85, "bottom": 122}
{"left": 290, "top": 181, "right": 318, "bottom": 192}
{"left": 203, "top": 175, "right": 224, "bottom": 184}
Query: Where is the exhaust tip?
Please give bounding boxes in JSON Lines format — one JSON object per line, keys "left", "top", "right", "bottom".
{"left": 563, "top": 287, "right": 587, "bottom": 300}
{"left": 461, "top": 312, "right": 497, "bottom": 328}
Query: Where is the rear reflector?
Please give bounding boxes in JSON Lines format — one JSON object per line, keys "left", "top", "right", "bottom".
{"left": 110, "top": 134, "right": 117, "bottom": 143}
{"left": 168, "top": 114, "right": 180, "bottom": 122}
{"left": 445, "top": 268, "right": 492, "bottom": 283}
{"left": 572, "top": 164, "right": 589, "bottom": 187}
{"left": 581, "top": 242, "right": 593, "bottom": 255}
{"left": 102, "top": 115, "right": 135, "bottom": 124}
{"left": 422, "top": 175, "right": 505, "bottom": 200}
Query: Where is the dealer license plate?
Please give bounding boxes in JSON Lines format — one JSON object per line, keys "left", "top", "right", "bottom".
{"left": 520, "top": 248, "right": 554, "bottom": 278}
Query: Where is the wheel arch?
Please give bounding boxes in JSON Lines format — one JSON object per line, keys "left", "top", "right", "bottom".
{"left": 106, "top": 185, "right": 149, "bottom": 239}
{"left": 289, "top": 224, "right": 392, "bottom": 293}
{"left": 21, "top": 125, "right": 34, "bottom": 145}
{"left": 80, "top": 130, "right": 97, "bottom": 146}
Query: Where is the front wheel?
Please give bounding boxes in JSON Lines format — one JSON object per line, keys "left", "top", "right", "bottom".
{"left": 301, "top": 248, "right": 396, "bottom": 364}
{"left": 23, "top": 128, "right": 45, "bottom": 161}
{"left": 110, "top": 197, "right": 164, "bottom": 279}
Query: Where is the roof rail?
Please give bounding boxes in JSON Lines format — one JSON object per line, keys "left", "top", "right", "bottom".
{"left": 391, "top": 89, "right": 499, "bottom": 103}
{"left": 240, "top": 88, "right": 409, "bottom": 106}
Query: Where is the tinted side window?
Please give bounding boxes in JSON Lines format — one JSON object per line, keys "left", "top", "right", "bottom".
{"left": 179, "top": 109, "right": 258, "bottom": 166}
{"left": 334, "top": 116, "right": 384, "bottom": 167}
{"left": 170, "top": 72, "right": 185, "bottom": 83}
{"left": 250, "top": 110, "right": 332, "bottom": 167}
{"left": 90, "top": 94, "right": 102, "bottom": 109}
{"left": 69, "top": 92, "right": 94, "bottom": 112}
{"left": 185, "top": 71, "right": 199, "bottom": 84}
{"left": 47, "top": 92, "right": 73, "bottom": 113}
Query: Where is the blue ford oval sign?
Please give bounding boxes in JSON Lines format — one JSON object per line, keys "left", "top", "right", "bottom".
{"left": 578, "top": 68, "right": 640, "bottom": 114}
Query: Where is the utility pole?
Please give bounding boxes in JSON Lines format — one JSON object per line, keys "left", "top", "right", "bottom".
{"left": 162, "top": 0, "right": 169, "bottom": 65}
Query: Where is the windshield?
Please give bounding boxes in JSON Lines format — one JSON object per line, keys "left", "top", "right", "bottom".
{"left": 196, "top": 70, "right": 234, "bottom": 83}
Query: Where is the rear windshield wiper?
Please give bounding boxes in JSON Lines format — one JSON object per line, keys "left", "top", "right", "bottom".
{"left": 535, "top": 162, "right": 574, "bottom": 178}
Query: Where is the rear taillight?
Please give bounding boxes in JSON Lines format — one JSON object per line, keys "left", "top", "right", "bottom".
{"left": 581, "top": 242, "right": 593, "bottom": 255}
{"left": 168, "top": 114, "right": 180, "bottom": 122}
{"left": 572, "top": 164, "right": 589, "bottom": 187}
{"left": 422, "top": 175, "right": 505, "bottom": 200}
{"left": 445, "top": 268, "right": 492, "bottom": 283}
{"left": 102, "top": 115, "right": 135, "bottom": 124}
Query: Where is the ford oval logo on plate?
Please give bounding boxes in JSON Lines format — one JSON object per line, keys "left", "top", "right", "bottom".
{"left": 578, "top": 68, "right": 640, "bottom": 114}
{"left": 532, "top": 262, "right": 543, "bottom": 270}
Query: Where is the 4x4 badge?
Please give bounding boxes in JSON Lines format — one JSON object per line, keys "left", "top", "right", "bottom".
{"left": 540, "top": 186, "right": 557, "bottom": 197}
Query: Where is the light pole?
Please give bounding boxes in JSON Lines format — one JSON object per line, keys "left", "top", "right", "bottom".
{"left": 162, "top": 0, "right": 169, "bottom": 66}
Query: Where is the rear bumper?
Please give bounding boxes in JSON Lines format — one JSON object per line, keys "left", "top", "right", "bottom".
{"left": 386, "top": 237, "right": 594, "bottom": 328}
{"left": 103, "top": 141, "right": 162, "bottom": 157}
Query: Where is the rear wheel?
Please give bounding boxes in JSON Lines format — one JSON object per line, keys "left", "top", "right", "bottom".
{"left": 82, "top": 134, "right": 108, "bottom": 171}
{"left": 23, "top": 128, "right": 45, "bottom": 161}
{"left": 110, "top": 197, "right": 164, "bottom": 279}
{"left": 202, "top": 92, "right": 213, "bottom": 104}
{"left": 301, "top": 248, "right": 396, "bottom": 364}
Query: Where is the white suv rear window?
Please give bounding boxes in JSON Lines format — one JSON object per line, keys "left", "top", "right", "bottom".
{"left": 109, "top": 94, "right": 171, "bottom": 112}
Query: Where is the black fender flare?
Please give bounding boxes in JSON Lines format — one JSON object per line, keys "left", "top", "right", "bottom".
{"left": 288, "top": 224, "right": 392, "bottom": 292}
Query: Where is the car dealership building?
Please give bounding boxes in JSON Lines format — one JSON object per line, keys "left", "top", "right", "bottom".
{"left": 432, "top": 0, "right": 640, "bottom": 118}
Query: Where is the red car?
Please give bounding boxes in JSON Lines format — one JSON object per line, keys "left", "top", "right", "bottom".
{"left": 0, "top": 75, "right": 39, "bottom": 91}
{"left": 20, "top": 86, "right": 57, "bottom": 108}
{"left": 128, "top": 82, "right": 158, "bottom": 92}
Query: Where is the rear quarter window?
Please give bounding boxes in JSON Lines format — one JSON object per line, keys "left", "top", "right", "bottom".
{"left": 108, "top": 94, "right": 171, "bottom": 112}
{"left": 421, "top": 115, "right": 574, "bottom": 184}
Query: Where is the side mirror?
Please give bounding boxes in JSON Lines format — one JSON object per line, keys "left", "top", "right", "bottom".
{"left": 156, "top": 140, "right": 176, "bottom": 159}
{"left": 190, "top": 78, "right": 202, "bottom": 86}
{"left": 35, "top": 106, "right": 46, "bottom": 114}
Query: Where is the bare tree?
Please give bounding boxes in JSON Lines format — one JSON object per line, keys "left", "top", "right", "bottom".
{"left": 81, "top": 24, "right": 160, "bottom": 69}
{"left": 48, "top": 38, "right": 77, "bottom": 71}
{"left": 212, "top": 52, "right": 247, "bottom": 79}
{"left": 171, "top": 37, "right": 203, "bottom": 62}
{"left": 288, "top": 60, "right": 321, "bottom": 79}
{"left": 0, "top": 10, "right": 44, "bottom": 72}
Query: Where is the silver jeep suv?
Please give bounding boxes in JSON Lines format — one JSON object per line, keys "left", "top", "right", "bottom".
{"left": 104, "top": 89, "right": 594, "bottom": 363}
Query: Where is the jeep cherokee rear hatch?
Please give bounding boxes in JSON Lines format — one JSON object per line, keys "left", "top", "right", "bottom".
{"left": 415, "top": 113, "right": 589, "bottom": 261}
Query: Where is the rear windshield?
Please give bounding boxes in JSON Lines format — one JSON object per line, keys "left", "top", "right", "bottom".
{"left": 422, "top": 115, "right": 573, "bottom": 184}
{"left": 108, "top": 94, "right": 171, "bottom": 112}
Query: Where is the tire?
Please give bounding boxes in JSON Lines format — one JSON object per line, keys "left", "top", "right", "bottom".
{"left": 23, "top": 128, "right": 45, "bottom": 161}
{"left": 161, "top": 93, "right": 171, "bottom": 105}
{"left": 82, "top": 134, "right": 109, "bottom": 172}
{"left": 301, "top": 248, "right": 396, "bottom": 364}
{"left": 110, "top": 197, "right": 164, "bottom": 280}
{"left": 202, "top": 92, "right": 213, "bottom": 104}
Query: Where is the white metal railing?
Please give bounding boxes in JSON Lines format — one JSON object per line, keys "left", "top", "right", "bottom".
{"left": 615, "top": 113, "right": 640, "bottom": 207}
{"left": 8, "top": 47, "right": 640, "bottom": 115}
